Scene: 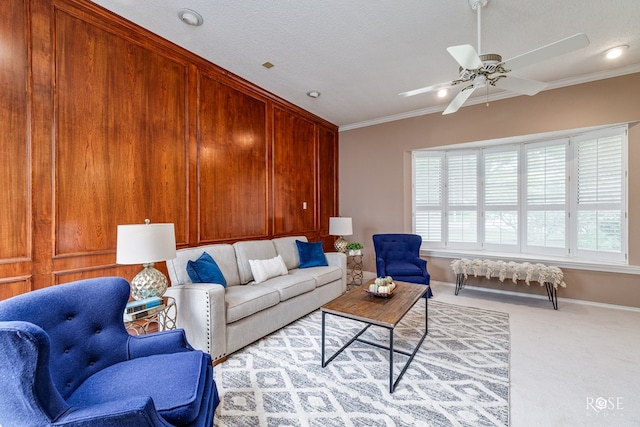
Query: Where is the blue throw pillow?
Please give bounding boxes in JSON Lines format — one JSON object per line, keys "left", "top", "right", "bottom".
{"left": 296, "top": 240, "right": 328, "bottom": 268}
{"left": 186, "top": 252, "right": 227, "bottom": 287}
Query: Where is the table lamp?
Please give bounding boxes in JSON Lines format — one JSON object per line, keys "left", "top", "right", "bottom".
{"left": 329, "top": 217, "right": 352, "bottom": 253}
{"left": 116, "top": 219, "right": 176, "bottom": 300}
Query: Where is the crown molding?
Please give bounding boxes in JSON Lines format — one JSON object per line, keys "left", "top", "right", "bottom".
{"left": 339, "top": 64, "right": 640, "bottom": 132}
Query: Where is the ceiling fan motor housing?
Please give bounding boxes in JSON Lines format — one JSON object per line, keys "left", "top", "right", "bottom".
{"left": 458, "top": 53, "right": 502, "bottom": 73}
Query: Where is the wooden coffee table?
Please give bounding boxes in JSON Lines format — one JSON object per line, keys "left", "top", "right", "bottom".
{"left": 321, "top": 279, "right": 429, "bottom": 393}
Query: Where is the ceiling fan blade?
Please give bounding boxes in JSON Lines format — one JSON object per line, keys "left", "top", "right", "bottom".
{"left": 502, "top": 33, "right": 590, "bottom": 71}
{"left": 493, "top": 76, "right": 547, "bottom": 96}
{"left": 399, "top": 81, "right": 452, "bottom": 97}
{"left": 447, "top": 44, "right": 483, "bottom": 70}
{"left": 443, "top": 87, "right": 476, "bottom": 115}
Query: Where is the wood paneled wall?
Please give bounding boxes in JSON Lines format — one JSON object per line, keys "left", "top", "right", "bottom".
{"left": 0, "top": 0, "right": 339, "bottom": 299}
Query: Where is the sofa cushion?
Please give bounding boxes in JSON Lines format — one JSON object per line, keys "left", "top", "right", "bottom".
{"left": 249, "top": 255, "right": 288, "bottom": 284}
{"left": 272, "top": 236, "right": 306, "bottom": 270}
{"left": 296, "top": 240, "right": 328, "bottom": 268}
{"left": 186, "top": 252, "right": 227, "bottom": 287}
{"left": 67, "top": 351, "right": 208, "bottom": 425}
{"left": 289, "top": 265, "right": 343, "bottom": 287}
{"left": 168, "top": 244, "right": 241, "bottom": 287}
{"left": 234, "top": 240, "right": 278, "bottom": 284}
{"left": 225, "top": 285, "right": 280, "bottom": 324}
{"left": 259, "top": 273, "right": 316, "bottom": 301}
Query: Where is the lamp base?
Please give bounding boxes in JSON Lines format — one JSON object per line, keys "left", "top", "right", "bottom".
{"left": 130, "top": 263, "right": 168, "bottom": 300}
{"left": 334, "top": 236, "right": 348, "bottom": 253}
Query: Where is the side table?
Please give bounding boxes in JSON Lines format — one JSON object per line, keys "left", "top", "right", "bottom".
{"left": 125, "top": 296, "right": 177, "bottom": 335}
{"left": 347, "top": 253, "right": 363, "bottom": 288}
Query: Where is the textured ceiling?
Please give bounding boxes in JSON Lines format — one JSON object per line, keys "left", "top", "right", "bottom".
{"left": 90, "top": 0, "right": 640, "bottom": 129}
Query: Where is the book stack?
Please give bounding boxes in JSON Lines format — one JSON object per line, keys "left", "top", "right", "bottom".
{"left": 123, "top": 296, "right": 165, "bottom": 322}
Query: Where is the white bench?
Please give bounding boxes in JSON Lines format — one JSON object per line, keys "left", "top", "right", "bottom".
{"left": 450, "top": 258, "right": 566, "bottom": 310}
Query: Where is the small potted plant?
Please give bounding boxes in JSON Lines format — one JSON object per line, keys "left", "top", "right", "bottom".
{"left": 346, "top": 242, "right": 363, "bottom": 256}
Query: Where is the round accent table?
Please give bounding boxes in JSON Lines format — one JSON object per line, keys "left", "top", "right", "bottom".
{"left": 347, "top": 253, "right": 363, "bottom": 289}
{"left": 124, "top": 296, "right": 177, "bottom": 335}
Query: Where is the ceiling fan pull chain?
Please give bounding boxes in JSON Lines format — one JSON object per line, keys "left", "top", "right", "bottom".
{"left": 486, "top": 83, "right": 490, "bottom": 107}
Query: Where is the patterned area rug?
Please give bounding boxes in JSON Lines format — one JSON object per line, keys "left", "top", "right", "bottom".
{"left": 213, "top": 300, "right": 510, "bottom": 427}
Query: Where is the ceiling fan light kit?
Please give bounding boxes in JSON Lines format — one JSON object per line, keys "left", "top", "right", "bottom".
{"left": 401, "top": 0, "right": 590, "bottom": 115}
{"left": 437, "top": 88, "right": 449, "bottom": 98}
{"left": 604, "top": 45, "right": 629, "bottom": 59}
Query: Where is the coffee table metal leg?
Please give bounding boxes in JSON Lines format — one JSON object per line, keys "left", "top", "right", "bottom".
{"left": 388, "top": 300, "right": 429, "bottom": 393}
{"left": 322, "top": 312, "right": 372, "bottom": 367}
{"left": 322, "top": 303, "right": 429, "bottom": 393}
{"left": 321, "top": 311, "right": 326, "bottom": 367}
{"left": 389, "top": 328, "right": 394, "bottom": 393}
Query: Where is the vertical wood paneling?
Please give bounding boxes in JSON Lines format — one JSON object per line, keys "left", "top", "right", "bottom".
{"left": 0, "top": 0, "right": 338, "bottom": 299}
{"left": 273, "top": 107, "right": 316, "bottom": 235}
{"left": 0, "top": 0, "right": 30, "bottom": 260}
{"left": 318, "top": 126, "right": 338, "bottom": 233}
{"left": 0, "top": 277, "right": 31, "bottom": 301}
{"left": 54, "top": 10, "right": 188, "bottom": 256}
{"left": 198, "top": 75, "right": 268, "bottom": 241}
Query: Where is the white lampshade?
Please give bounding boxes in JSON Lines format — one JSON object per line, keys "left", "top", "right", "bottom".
{"left": 116, "top": 221, "right": 176, "bottom": 265}
{"left": 329, "top": 217, "right": 353, "bottom": 236}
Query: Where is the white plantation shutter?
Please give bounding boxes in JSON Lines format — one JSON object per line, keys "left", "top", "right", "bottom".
{"left": 413, "top": 153, "right": 443, "bottom": 244}
{"left": 411, "top": 125, "right": 627, "bottom": 263}
{"left": 573, "top": 127, "right": 626, "bottom": 260}
{"left": 524, "top": 140, "right": 567, "bottom": 255}
{"left": 484, "top": 147, "right": 518, "bottom": 248}
{"left": 447, "top": 152, "right": 478, "bottom": 245}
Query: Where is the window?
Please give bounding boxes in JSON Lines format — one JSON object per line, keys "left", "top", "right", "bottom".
{"left": 412, "top": 125, "right": 627, "bottom": 263}
{"left": 573, "top": 128, "right": 625, "bottom": 262}
{"left": 447, "top": 152, "right": 479, "bottom": 247}
{"left": 524, "top": 140, "right": 568, "bottom": 256}
{"left": 484, "top": 146, "right": 519, "bottom": 249}
{"left": 413, "top": 154, "right": 443, "bottom": 245}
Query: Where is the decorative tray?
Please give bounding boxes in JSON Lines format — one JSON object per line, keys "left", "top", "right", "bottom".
{"left": 365, "top": 287, "right": 396, "bottom": 298}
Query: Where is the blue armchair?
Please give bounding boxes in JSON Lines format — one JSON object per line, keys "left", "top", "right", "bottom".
{"left": 373, "top": 233, "right": 433, "bottom": 298}
{"left": 0, "top": 276, "right": 219, "bottom": 427}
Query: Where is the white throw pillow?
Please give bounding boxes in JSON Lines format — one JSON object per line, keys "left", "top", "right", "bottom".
{"left": 249, "top": 255, "right": 288, "bottom": 284}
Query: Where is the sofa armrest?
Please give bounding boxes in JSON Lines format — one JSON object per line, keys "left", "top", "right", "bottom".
{"left": 325, "top": 252, "right": 347, "bottom": 293}
{"left": 127, "top": 329, "right": 192, "bottom": 359}
{"left": 164, "top": 283, "right": 227, "bottom": 361}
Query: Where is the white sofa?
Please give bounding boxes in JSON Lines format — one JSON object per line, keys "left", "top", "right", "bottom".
{"left": 164, "top": 236, "right": 346, "bottom": 362}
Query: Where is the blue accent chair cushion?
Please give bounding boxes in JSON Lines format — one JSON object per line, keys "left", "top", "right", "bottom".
{"left": 0, "top": 276, "right": 219, "bottom": 426}
{"left": 296, "top": 240, "right": 328, "bottom": 268}
{"left": 187, "top": 251, "right": 227, "bottom": 287}
{"left": 373, "top": 233, "right": 433, "bottom": 298}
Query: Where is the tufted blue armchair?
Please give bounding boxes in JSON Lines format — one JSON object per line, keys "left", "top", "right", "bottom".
{"left": 373, "top": 233, "right": 433, "bottom": 298}
{"left": 0, "top": 276, "right": 219, "bottom": 427}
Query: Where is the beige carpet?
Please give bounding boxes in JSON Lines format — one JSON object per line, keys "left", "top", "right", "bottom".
{"left": 427, "top": 280, "right": 640, "bottom": 427}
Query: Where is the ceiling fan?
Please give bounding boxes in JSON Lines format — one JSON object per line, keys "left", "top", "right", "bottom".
{"left": 400, "top": 0, "right": 590, "bottom": 115}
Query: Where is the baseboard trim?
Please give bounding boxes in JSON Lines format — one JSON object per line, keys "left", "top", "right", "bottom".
{"left": 432, "top": 280, "right": 640, "bottom": 313}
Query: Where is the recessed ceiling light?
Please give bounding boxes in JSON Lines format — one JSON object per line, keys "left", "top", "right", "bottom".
{"left": 178, "top": 9, "right": 203, "bottom": 26}
{"left": 307, "top": 91, "right": 321, "bottom": 98}
{"left": 262, "top": 62, "right": 275, "bottom": 69}
{"left": 437, "top": 88, "right": 449, "bottom": 98}
{"left": 604, "top": 45, "right": 628, "bottom": 60}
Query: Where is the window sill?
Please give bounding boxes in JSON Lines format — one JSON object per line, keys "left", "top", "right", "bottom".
{"left": 421, "top": 248, "right": 640, "bottom": 276}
